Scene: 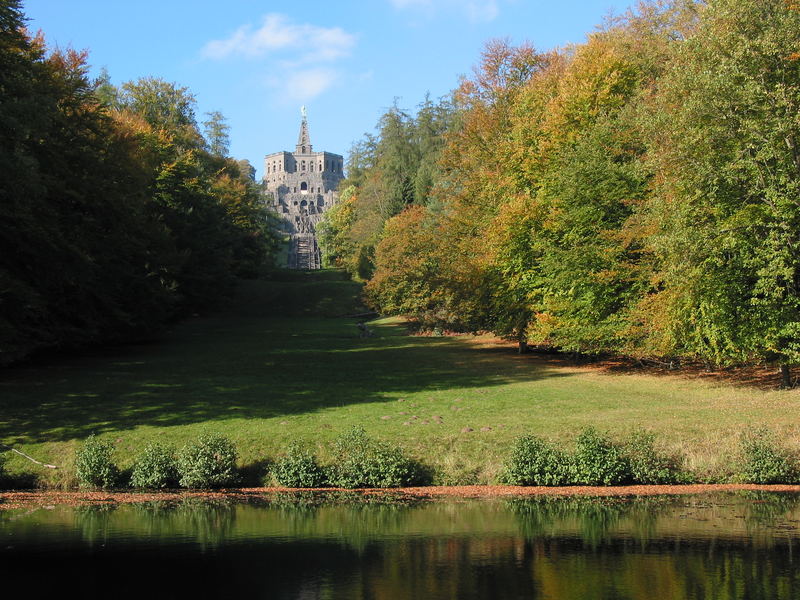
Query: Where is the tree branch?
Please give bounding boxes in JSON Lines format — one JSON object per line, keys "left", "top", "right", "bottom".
{"left": 0, "top": 445, "right": 58, "bottom": 469}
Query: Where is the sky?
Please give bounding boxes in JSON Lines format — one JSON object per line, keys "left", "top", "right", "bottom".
{"left": 23, "top": 0, "right": 628, "bottom": 178}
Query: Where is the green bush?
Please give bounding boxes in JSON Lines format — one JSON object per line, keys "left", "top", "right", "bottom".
{"left": 177, "top": 434, "right": 238, "bottom": 489}
{"left": 625, "top": 430, "right": 689, "bottom": 484}
{"left": 271, "top": 443, "right": 327, "bottom": 488}
{"left": 571, "top": 427, "right": 631, "bottom": 486}
{"left": 0, "top": 450, "right": 7, "bottom": 484}
{"left": 130, "top": 442, "right": 179, "bottom": 489}
{"left": 75, "top": 435, "right": 119, "bottom": 489}
{"left": 327, "top": 426, "right": 424, "bottom": 488}
{"left": 738, "top": 427, "right": 797, "bottom": 484}
{"left": 500, "top": 435, "right": 571, "bottom": 486}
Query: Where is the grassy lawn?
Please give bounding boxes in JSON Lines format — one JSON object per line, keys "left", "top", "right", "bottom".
{"left": 2, "top": 269, "right": 800, "bottom": 488}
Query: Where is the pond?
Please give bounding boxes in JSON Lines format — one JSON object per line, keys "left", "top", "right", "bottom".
{"left": 2, "top": 492, "right": 800, "bottom": 599}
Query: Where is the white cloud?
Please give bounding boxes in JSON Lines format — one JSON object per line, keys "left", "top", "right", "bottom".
{"left": 202, "top": 15, "right": 355, "bottom": 102}
{"left": 389, "top": 0, "right": 500, "bottom": 23}
{"left": 283, "top": 68, "right": 339, "bottom": 102}
{"left": 202, "top": 14, "right": 356, "bottom": 63}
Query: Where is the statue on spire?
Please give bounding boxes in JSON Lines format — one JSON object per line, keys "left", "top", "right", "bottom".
{"left": 296, "top": 107, "right": 312, "bottom": 153}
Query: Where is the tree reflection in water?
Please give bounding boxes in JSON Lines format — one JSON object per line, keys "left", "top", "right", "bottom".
{"left": 4, "top": 492, "right": 800, "bottom": 599}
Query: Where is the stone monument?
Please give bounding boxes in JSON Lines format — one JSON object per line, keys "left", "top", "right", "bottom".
{"left": 264, "top": 107, "right": 344, "bottom": 269}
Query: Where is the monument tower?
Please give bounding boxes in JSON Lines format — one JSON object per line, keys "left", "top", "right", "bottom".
{"left": 264, "top": 107, "right": 344, "bottom": 269}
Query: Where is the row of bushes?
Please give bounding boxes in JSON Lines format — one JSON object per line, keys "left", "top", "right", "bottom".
{"left": 503, "top": 427, "right": 800, "bottom": 486}
{"left": 500, "top": 428, "right": 687, "bottom": 486}
{"left": 76, "top": 434, "right": 239, "bottom": 490}
{"left": 502, "top": 426, "right": 800, "bottom": 486}
{"left": 73, "top": 426, "right": 800, "bottom": 490}
{"left": 75, "top": 427, "right": 428, "bottom": 490}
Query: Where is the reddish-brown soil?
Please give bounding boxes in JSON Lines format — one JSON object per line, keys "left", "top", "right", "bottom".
{"left": 2, "top": 484, "right": 800, "bottom": 510}
{"left": 467, "top": 335, "right": 790, "bottom": 390}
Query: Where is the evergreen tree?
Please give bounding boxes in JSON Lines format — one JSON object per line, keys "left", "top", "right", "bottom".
{"left": 203, "top": 110, "right": 230, "bottom": 157}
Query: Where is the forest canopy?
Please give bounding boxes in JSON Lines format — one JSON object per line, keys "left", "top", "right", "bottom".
{"left": 318, "top": 0, "right": 800, "bottom": 382}
{"left": 5, "top": 0, "right": 800, "bottom": 381}
{"left": 0, "top": 0, "right": 278, "bottom": 365}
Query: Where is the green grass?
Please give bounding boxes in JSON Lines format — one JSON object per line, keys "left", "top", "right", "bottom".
{"left": 2, "top": 269, "right": 800, "bottom": 488}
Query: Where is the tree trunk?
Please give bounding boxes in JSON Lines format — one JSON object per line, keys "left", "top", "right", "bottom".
{"left": 518, "top": 340, "right": 528, "bottom": 354}
{"left": 780, "top": 363, "right": 792, "bottom": 389}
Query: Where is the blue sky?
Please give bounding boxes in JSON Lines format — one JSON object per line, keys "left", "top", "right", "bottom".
{"left": 23, "top": 0, "right": 627, "bottom": 178}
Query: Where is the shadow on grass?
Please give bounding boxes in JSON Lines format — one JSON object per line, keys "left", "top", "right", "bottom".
{"left": 0, "top": 272, "right": 571, "bottom": 445}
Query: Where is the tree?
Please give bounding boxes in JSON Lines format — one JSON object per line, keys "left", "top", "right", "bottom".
{"left": 94, "top": 66, "right": 118, "bottom": 107}
{"left": 236, "top": 158, "right": 256, "bottom": 182}
{"left": 318, "top": 185, "right": 358, "bottom": 270}
{"left": 638, "top": 0, "right": 800, "bottom": 382}
{"left": 0, "top": 14, "right": 176, "bottom": 364}
{"left": 329, "top": 96, "right": 456, "bottom": 279}
{"left": 117, "top": 77, "right": 201, "bottom": 149}
{"left": 0, "top": 3, "right": 278, "bottom": 366}
{"left": 203, "top": 110, "right": 230, "bottom": 157}
{"left": 412, "top": 93, "right": 455, "bottom": 204}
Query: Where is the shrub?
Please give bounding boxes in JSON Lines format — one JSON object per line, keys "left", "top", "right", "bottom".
{"left": 75, "top": 435, "right": 119, "bottom": 489}
{"left": 271, "top": 443, "right": 327, "bottom": 488}
{"left": 0, "top": 450, "right": 7, "bottom": 484}
{"left": 500, "top": 435, "right": 571, "bottom": 486}
{"left": 327, "top": 426, "right": 424, "bottom": 488}
{"left": 738, "top": 427, "right": 797, "bottom": 484}
{"left": 625, "top": 430, "right": 689, "bottom": 484}
{"left": 571, "top": 427, "right": 631, "bottom": 486}
{"left": 130, "top": 442, "right": 179, "bottom": 489}
{"left": 177, "top": 433, "right": 238, "bottom": 489}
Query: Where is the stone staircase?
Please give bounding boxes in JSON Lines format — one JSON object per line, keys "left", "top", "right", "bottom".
{"left": 288, "top": 232, "right": 321, "bottom": 270}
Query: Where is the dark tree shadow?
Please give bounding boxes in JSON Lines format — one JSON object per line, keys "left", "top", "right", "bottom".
{"left": 0, "top": 274, "right": 571, "bottom": 444}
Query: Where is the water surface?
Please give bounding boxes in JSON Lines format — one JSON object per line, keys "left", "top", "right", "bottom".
{"left": 2, "top": 492, "right": 800, "bottom": 599}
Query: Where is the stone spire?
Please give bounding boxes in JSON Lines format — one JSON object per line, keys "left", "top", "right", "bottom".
{"left": 296, "top": 106, "right": 312, "bottom": 154}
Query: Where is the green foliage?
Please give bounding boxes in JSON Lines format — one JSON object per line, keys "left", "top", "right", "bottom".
{"left": 0, "top": 449, "right": 7, "bottom": 484}
{"left": 365, "top": 205, "right": 445, "bottom": 318}
{"left": 177, "top": 434, "right": 238, "bottom": 489}
{"left": 571, "top": 427, "right": 631, "bottom": 486}
{"left": 738, "top": 427, "right": 798, "bottom": 484}
{"left": 117, "top": 76, "right": 199, "bottom": 145}
{"left": 317, "top": 185, "right": 358, "bottom": 271}
{"left": 0, "top": 26, "right": 175, "bottom": 365}
{"left": 327, "top": 426, "right": 425, "bottom": 489}
{"left": 130, "top": 442, "right": 179, "bottom": 489}
{"left": 352, "top": 1, "right": 800, "bottom": 375}
{"left": 270, "top": 444, "right": 327, "bottom": 488}
{"left": 625, "top": 430, "right": 688, "bottom": 484}
{"left": 202, "top": 110, "right": 230, "bottom": 157}
{"left": 637, "top": 0, "right": 800, "bottom": 365}
{"left": 500, "top": 435, "right": 571, "bottom": 486}
{"left": 75, "top": 435, "right": 119, "bottom": 489}
{"left": 502, "top": 429, "right": 688, "bottom": 487}
{"left": 318, "top": 95, "right": 455, "bottom": 277}
{"left": 0, "top": 5, "right": 278, "bottom": 366}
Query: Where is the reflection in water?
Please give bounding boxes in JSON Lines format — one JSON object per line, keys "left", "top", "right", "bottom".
{"left": 2, "top": 493, "right": 800, "bottom": 599}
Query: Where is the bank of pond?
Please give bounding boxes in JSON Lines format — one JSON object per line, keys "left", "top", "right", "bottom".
{"left": 4, "top": 425, "right": 798, "bottom": 492}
